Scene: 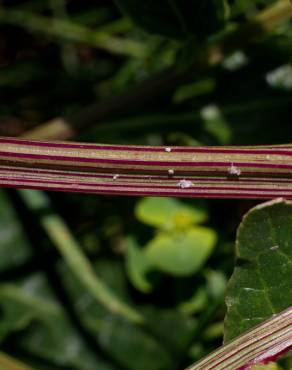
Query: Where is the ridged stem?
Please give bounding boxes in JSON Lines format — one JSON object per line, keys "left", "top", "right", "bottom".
{"left": 1, "top": 137, "right": 292, "bottom": 199}
{"left": 186, "top": 307, "right": 292, "bottom": 370}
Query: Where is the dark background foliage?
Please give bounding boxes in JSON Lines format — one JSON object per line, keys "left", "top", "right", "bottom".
{"left": 0, "top": 0, "right": 291, "bottom": 369}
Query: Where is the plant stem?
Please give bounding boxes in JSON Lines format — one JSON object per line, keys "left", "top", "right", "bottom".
{"left": 2, "top": 137, "right": 292, "bottom": 199}
{"left": 18, "top": 188, "right": 143, "bottom": 324}
{"left": 186, "top": 306, "right": 292, "bottom": 370}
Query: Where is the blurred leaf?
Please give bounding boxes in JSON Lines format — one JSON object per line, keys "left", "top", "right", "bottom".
{"left": 222, "top": 50, "right": 248, "bottom": 71}
{"left": 142, "top": 306, "right": 197, "bottom": 354}
{"left": 19, "top": 189, "right": 142, "bottom": 324}
{"left": 251, "top": 364, "right": 280, "bottom": 370}
{"left": 203, "top": 117, "right": 232, "bottom": 144}
{"left": 124, "top": 237, "right": 153, "bottom": 293}
{"left": 0, "top": 190, "right": 32, "bottom": 272}
{"left": 205, "top": 269, "right": 227, "bottom": 299}
{"left": 173, "top": 79, "right": 216, "bottom": 103}
{"left": 0, "top": 276, "right": 112, "bottom": 370}
{"left": 59, "top": 260, "right": 173, "bottom": 370}
{"left": 266, "top": 64, "right": 292, "bottom": 90}
{"left": 224, "top": 199, "right": 292, "bottom": 342}
{"left": 145, "top": 227, "right": 217, "bottom": 276}
{"left": 114, "top": 0, "right": 229, "bottom": 39}
{"left": 135, "top": 197, "right": 207, "bottom": 230}
{"left": 178, "top": 287, "right": 208, "bottom": 315}
{"left": 203, "top": 321, "right": 224, "bottom": 340}
{"left": 201, "top": 104, "right": 232, "bottom": 145}
{"left": 96, "top": 316, "right": 172, "bottom": 370}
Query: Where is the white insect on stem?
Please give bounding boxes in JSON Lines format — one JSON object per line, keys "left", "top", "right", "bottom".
{"left": 165, "top": 147, "right": 172, "bottom": 153}
{"left": 178, "top": 179, "right": 193, "bottom": 189}
{"left": 113, "top": 174, "right": 120, "bottom": 180}
{"left": 168, "top": 169, "right": 174, "bottom": 175}
{"left": 228, "top": 163, "right": 241, "bottom": 176}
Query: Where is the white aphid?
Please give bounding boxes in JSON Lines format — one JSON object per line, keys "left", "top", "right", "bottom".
{"left": 165, "top": 147, "right": 172, "bottom": 152}
{"left": 178, "top": 180, "right": 193, "bottom": 189}
{"left": 228, "top": 163, "right": 241, "bottom": 176}
{"left": 270, "top": 245, "right": 279, "bottom": 251}
{"left": 168, "top": 169, "right": 174, "bottom": 175}
{"left": 113, "top": 174, "right": 120, "bottom": 180}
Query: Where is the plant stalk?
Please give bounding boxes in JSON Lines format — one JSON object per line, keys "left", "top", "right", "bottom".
{"left": 186, "top": 307, "right": 292, "bottom": 370}
{"left": 2, "top": 137, "right": 292, "bottom": 199}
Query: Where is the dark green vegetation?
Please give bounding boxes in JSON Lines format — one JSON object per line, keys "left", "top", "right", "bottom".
{"left": 0, "top": 1, "right": 292, "bottom": 369}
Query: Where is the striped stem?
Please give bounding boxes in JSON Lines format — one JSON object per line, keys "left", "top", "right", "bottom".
{"left": 1, "top": 137, "right": 292, "bottom": 199}
{"left": 185, "top": 307, "right": 292, "bottom": 370}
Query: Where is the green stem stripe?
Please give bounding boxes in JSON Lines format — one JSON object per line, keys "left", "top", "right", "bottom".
{"left": 186, "top": 306, "right": 292, "bottom": 370}
{"left": 1, "top": 137, "right": 292, "bottom": 199}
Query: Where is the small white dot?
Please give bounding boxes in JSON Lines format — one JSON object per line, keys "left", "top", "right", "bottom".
{"left": 270, "top": 245, "right": 279, "bottom": 251}
{"left": 228, "top": 164, "right": 241, "bottom": 176}
{"left": 165, "top": 147, "right": 172, "bottom": 152}
{"left": 113, "top": 174, "right": 120, "bottom": 180}
{"left": 178, "top": 179, "right": 193, "bottom": 189}
{"left": 168, "top": 169, "right": 174, "bottom": 175}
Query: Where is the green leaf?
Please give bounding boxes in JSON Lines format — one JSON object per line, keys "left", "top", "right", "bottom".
{"left": 96, "top": 317, "right": 172, "bottom": 370}
{"left": 0, "top": 190, "right": 32, "bottom": 272}
{"left": 113, "top": 0, "right": 229, "bottom": 40}
{"left": 205, "top": 269, "right": 227, "bottom": 299}
{"left": 145, "top": 227, "right": 217, "bottom": 276}
{"left": 178, "top": 287, "right": 208, "bottom": 315}
{"left": 0, "top": 276, "right": 113, "bottom": 370}
{"left": 142, "top": 307, "right": 197, "bottom": 354}
{"left": 135, "top": 197, "right": 207, "bottom": 230}
{"left": 59, "top": 260, "right": 173, "bottom": 370}
{"left": 224, "top": 198, "right": 292, "bottom": 342}
{"left": 124, "top": 236, "right": 153, "bottom": 293}
{"left": 173, "top": 79, "right": 216, "bottom": 104}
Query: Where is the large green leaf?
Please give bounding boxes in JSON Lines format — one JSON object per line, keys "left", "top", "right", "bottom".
{"left": 114, "top": 0, "right": 229, "bottom": 39}
{"left": 145, "top": 227, "right": 217, "bottom": 276}
{"left": 224, "top": 199, "right": 292, "bottom": 342}
{"left": 0, "top": 190, "right": 32, "bottom": 272}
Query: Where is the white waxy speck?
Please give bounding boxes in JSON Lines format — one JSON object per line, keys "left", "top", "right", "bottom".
{"left": 165, "top": 147, "right": 172, "bottom": 152}
{"left": 178, "top": 179, "right": 193, "bottom": 189}
{"left": 113, "top": 174, "right": 120, "bottom": 180}
{"left": 168, "top": 169, "right": 174, "bottom": 175}
{"left": 270, "top": 245, "right": 279, "bottom": 251}
{"left": 228, "top": 163, "right": 241, "bottom": 176}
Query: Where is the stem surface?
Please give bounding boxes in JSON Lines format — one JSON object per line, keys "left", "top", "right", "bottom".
{"left": 1, "top": 137, "right": 292, "bottom": 199}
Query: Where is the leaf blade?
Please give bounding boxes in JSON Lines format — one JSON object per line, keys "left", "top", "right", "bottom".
{"left": 224, "top": 198, "right": 292, "bottom": 342}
